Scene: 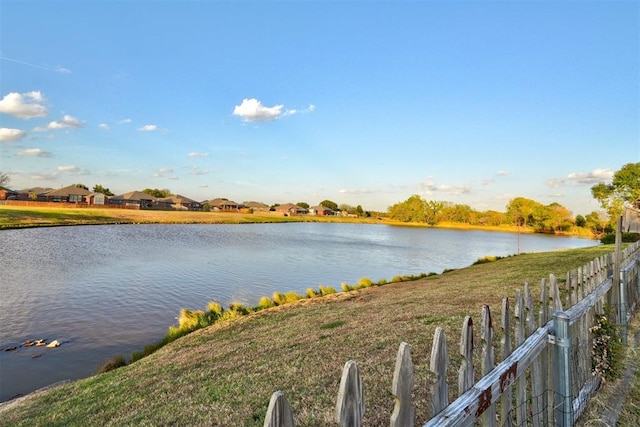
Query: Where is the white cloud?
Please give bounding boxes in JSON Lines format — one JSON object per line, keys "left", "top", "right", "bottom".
{"left": 419, "top": 179, "right": 472, "bottom": 195}
{"left": 30, "top": 172, "right": 59, "bottom": 181}
{"left": 233, "top": 98, "right": 284, "bottom": 122}
{"left": 232, "top": 99, "right": 315, "bottom": 122}
{"left": 0, "top": 91, "right": 47, "bottom": 119}
{"left": 0, "top": 127, "right": 26, "bottom": 142}
{"left": 339, "top": 188, "right": 375, "bottom": 194}
{"left": 118, "top": 118, "right": 132, "bottom": 124}
{"left": 496, "top": 170, "right": 509, "bottom": 176}
{"left": 546, "top": 178, "right": 565, "bottom": 188}
{"left": 57, "top": 165, "right": 79, "bottom": 173}
{"left": 138, "top": 124, "right": 158, "bottom": 132}
{"left": 55, "top": 66, "right": 71, "bottom": 74}
{"left": 153, "top": 167, "right": 174, "bottom": 177}
{"left": 99, "top": 123, "right": 110, "bottom": 130}
{"left": 17, "top": 148, "right": 52, "bottom": 157}
{"left": 44, "top": 114, "right": 85, "bottom": 130}
{"left": 187, "top": 152, "right": 208, "bottom": 158}
{"left": 567, "top": 168, "right": 614, "bottom": 185}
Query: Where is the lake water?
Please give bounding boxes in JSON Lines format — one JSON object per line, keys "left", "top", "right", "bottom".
{"left": 0, "top": 223, "right": 598, "bottom": 402}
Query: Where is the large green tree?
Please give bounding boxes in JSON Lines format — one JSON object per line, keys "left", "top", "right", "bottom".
{"left": 143, "top": 188, "right": 171, "bottom": 198}
{"left": 319, "top": 200, "right": 338, "bottom": 211}
{"left": 591, "top": 163, "right": 640, "bottom": 220}
{"left": 93, "top": 184, "right": 114, "bottom": 196}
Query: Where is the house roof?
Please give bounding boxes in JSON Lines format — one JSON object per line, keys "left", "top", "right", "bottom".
{"left": 311, "top": 205, "right": 333, "bottom": 212}
{"left": 17, "top": 187, "right": 53, "bottom": 195}
{"left": 244, "top": 201, "right": 269, "bottom": 209}
{"left": 171, "top": 194, "right": 201, "bottom": 204}
{"left": 45, "top": 185, "right": 93, "bottom": 197}
{"left": 275, "top": 203, "right": 308, "bottom": 212}
{"left": 111, "top": 191, "right": 158, "bottom": 201}
{"left": 208, "top": 198, "right": 239, "bottom": 207}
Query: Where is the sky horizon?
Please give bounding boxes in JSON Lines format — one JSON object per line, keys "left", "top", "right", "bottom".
{"left": 1, "top": 1, "right": 638, "bottom": 216}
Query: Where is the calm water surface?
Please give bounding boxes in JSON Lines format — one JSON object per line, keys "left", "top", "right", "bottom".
{"left": 0, "top": 223, "right": 598, "bottom": 402}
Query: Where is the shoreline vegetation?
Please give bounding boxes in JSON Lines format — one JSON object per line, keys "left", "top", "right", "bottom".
{"left": 0, "top": 205, "right": 596, "bottom": 238}
{"left": 3, "top": 243, "right": 635, "bottom": 424}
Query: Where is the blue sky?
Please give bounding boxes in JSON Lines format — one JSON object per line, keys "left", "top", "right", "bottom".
{"left": 1, "top": 1, "right": 638, "bottom": 215}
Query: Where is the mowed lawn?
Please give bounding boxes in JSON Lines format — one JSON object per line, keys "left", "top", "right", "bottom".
{"left": 2, "top": 243, "right": 634, "bottom": 426}
{"left": 0, "top": 205, "right": 384, "bottom": 229}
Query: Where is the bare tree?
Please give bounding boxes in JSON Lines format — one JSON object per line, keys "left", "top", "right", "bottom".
{"left": 0, "top": 171, "right": 9, "bottom": 188}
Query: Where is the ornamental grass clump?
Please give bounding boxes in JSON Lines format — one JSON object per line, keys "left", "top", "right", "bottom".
{"left": 318, "top": 285, "right": 336, "bottom": 296}
{"left": 357, "top": 277, "right": 373, "bottom": 288}
{"left": 258, "top": 296, "right": 275, "bottom": 309}
{"left": 590, "top": 310, "right": 624, "bottom": 382}
{"left": 306, "top": 287, "right": 318, "bottom": 298}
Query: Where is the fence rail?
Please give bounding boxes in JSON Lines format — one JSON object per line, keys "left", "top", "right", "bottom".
{"left": 264, "top": 239, "right": 640, "bottom": 427}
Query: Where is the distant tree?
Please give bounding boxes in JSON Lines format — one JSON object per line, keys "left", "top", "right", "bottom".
{"left": 270, "top": 203, "right": 280, "bottom": 211}
{"left": 339, "top": 203, "right": 352, "bottom": 213}
{"left": 92, "top": 184, "right": 114, "bottom": 196}
{"left": 477, "top": 210, "right": 505, "bottom": 227}
{"left": 441, "top": 203, "right": 475, "bottom": 224}
{"left": 424, "top": 200, "right": 445, "bottom": 226}
{"left": 296, "top": 202, "right": 309, "bottom": 209}
{"left": 142, "top": 188, "right": 171, "bottom": 198}
{"left": 75, "top": 183, "right": 89, "bottom": 190}
{"left": 538, "top": 202, "right": 574, "bottom": 232}
{"left": 585, "top": 211, "right": 610, "bottom": 235}
{"left": 319, "top": 200, "right": 338, "bottom": 211}
{"left": 388, "top": 194, "right": 427, "bottom": 223}
{"left": 591, "top": 163, "right": 640, "bottom": 222}
{"left": 355, "top": 205, "right": 364, "bottom": 217}
{"left": 506, "top": 197, "right": 543, "bottom": 227}
{"left": 0, "top": 171, "right": 10, "bottom": 188}
{"left": 575, "top": 214, "right": 586, "bottom": 228}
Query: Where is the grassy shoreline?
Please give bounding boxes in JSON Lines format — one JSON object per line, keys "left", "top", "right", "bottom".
{"left": 1, "top": 244, "right": 628, "bottom": 426}
{"left": 0, "top": 205, "right": 594, "bottom": 239}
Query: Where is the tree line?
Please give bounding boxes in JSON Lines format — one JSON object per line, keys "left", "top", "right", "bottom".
{"left": 388, "top": 163, "right": 639, "bottom": 236}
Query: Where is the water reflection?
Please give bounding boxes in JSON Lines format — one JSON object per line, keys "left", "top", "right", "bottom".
{"left": 0, "top": 223, "right": 597, "bottom": 401}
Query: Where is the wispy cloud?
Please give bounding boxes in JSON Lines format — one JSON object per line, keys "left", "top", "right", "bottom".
{"left": 99, "top": 123, "right": 110, "bottom": 130}
{"left": 138, "top": 124, "right": 158, "bottom": 132}
{"left": 17, "top": 148, "right": 53, "bottom": 157}
{"left": 118, "top": 118, "right": 132, "bottom": 124}
{"left": 549, "top": 168, "right": 614, "bottom": 188}
{"left": 419, "top": 179, "right": 472, "bottom": 195}
{"left": 0, "top": 91, "right": 47, "bottom": 119}
{"left": 0, "top": 127, "right": 26, "bottom": 142}
{"left": 187, "top": 152, "right": 208, "bottom": 158}
{"left": 339, "top": 188, "right": 376, "bottom": 195}
{"left": 38, "top": 114, "right": 85, "bottom": 130}
{"left": 153, "top": 167, "right": 176, "bottom": 178}
{"left": 496, "top": 170, "right": 509, "bottom": 176}
{"left": 566, "top": 168, "right": 614, "bottom": 185}
{"left": 57, "top": 165, "right": 80, "bottom": 173}
{"left": 0, "top": 55, "right": 71, "bottom": 74}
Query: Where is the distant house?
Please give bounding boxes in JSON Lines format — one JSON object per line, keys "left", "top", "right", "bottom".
{"left": 110, "top": 191, "right": 158, "bottom": 209}
{"left": 207, "top": 198, "right": 240, "bottom": 212}
{"left": 16, "top": 187, "right": 52, "bottom": 201}
{"left": 160, "top": 194, "right": 202, "bottom": 211}
{"left": 243, "top": 201, "right": 270, "bottom": 212}
{"left": 0, "top": 186, "right": 17, "bottom": 200}
{"left": 274, "top": 203, "right": 309, "bottom": 216}
{"left": 44, "top": 185, "right": 93, "bottom": 203}
{"left": 309, "top": 205, "right": 335, "bottom": 216}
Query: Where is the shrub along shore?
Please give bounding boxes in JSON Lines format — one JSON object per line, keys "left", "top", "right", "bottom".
{"left": 2, "top": 243, "right": 637, "bottom": 426}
